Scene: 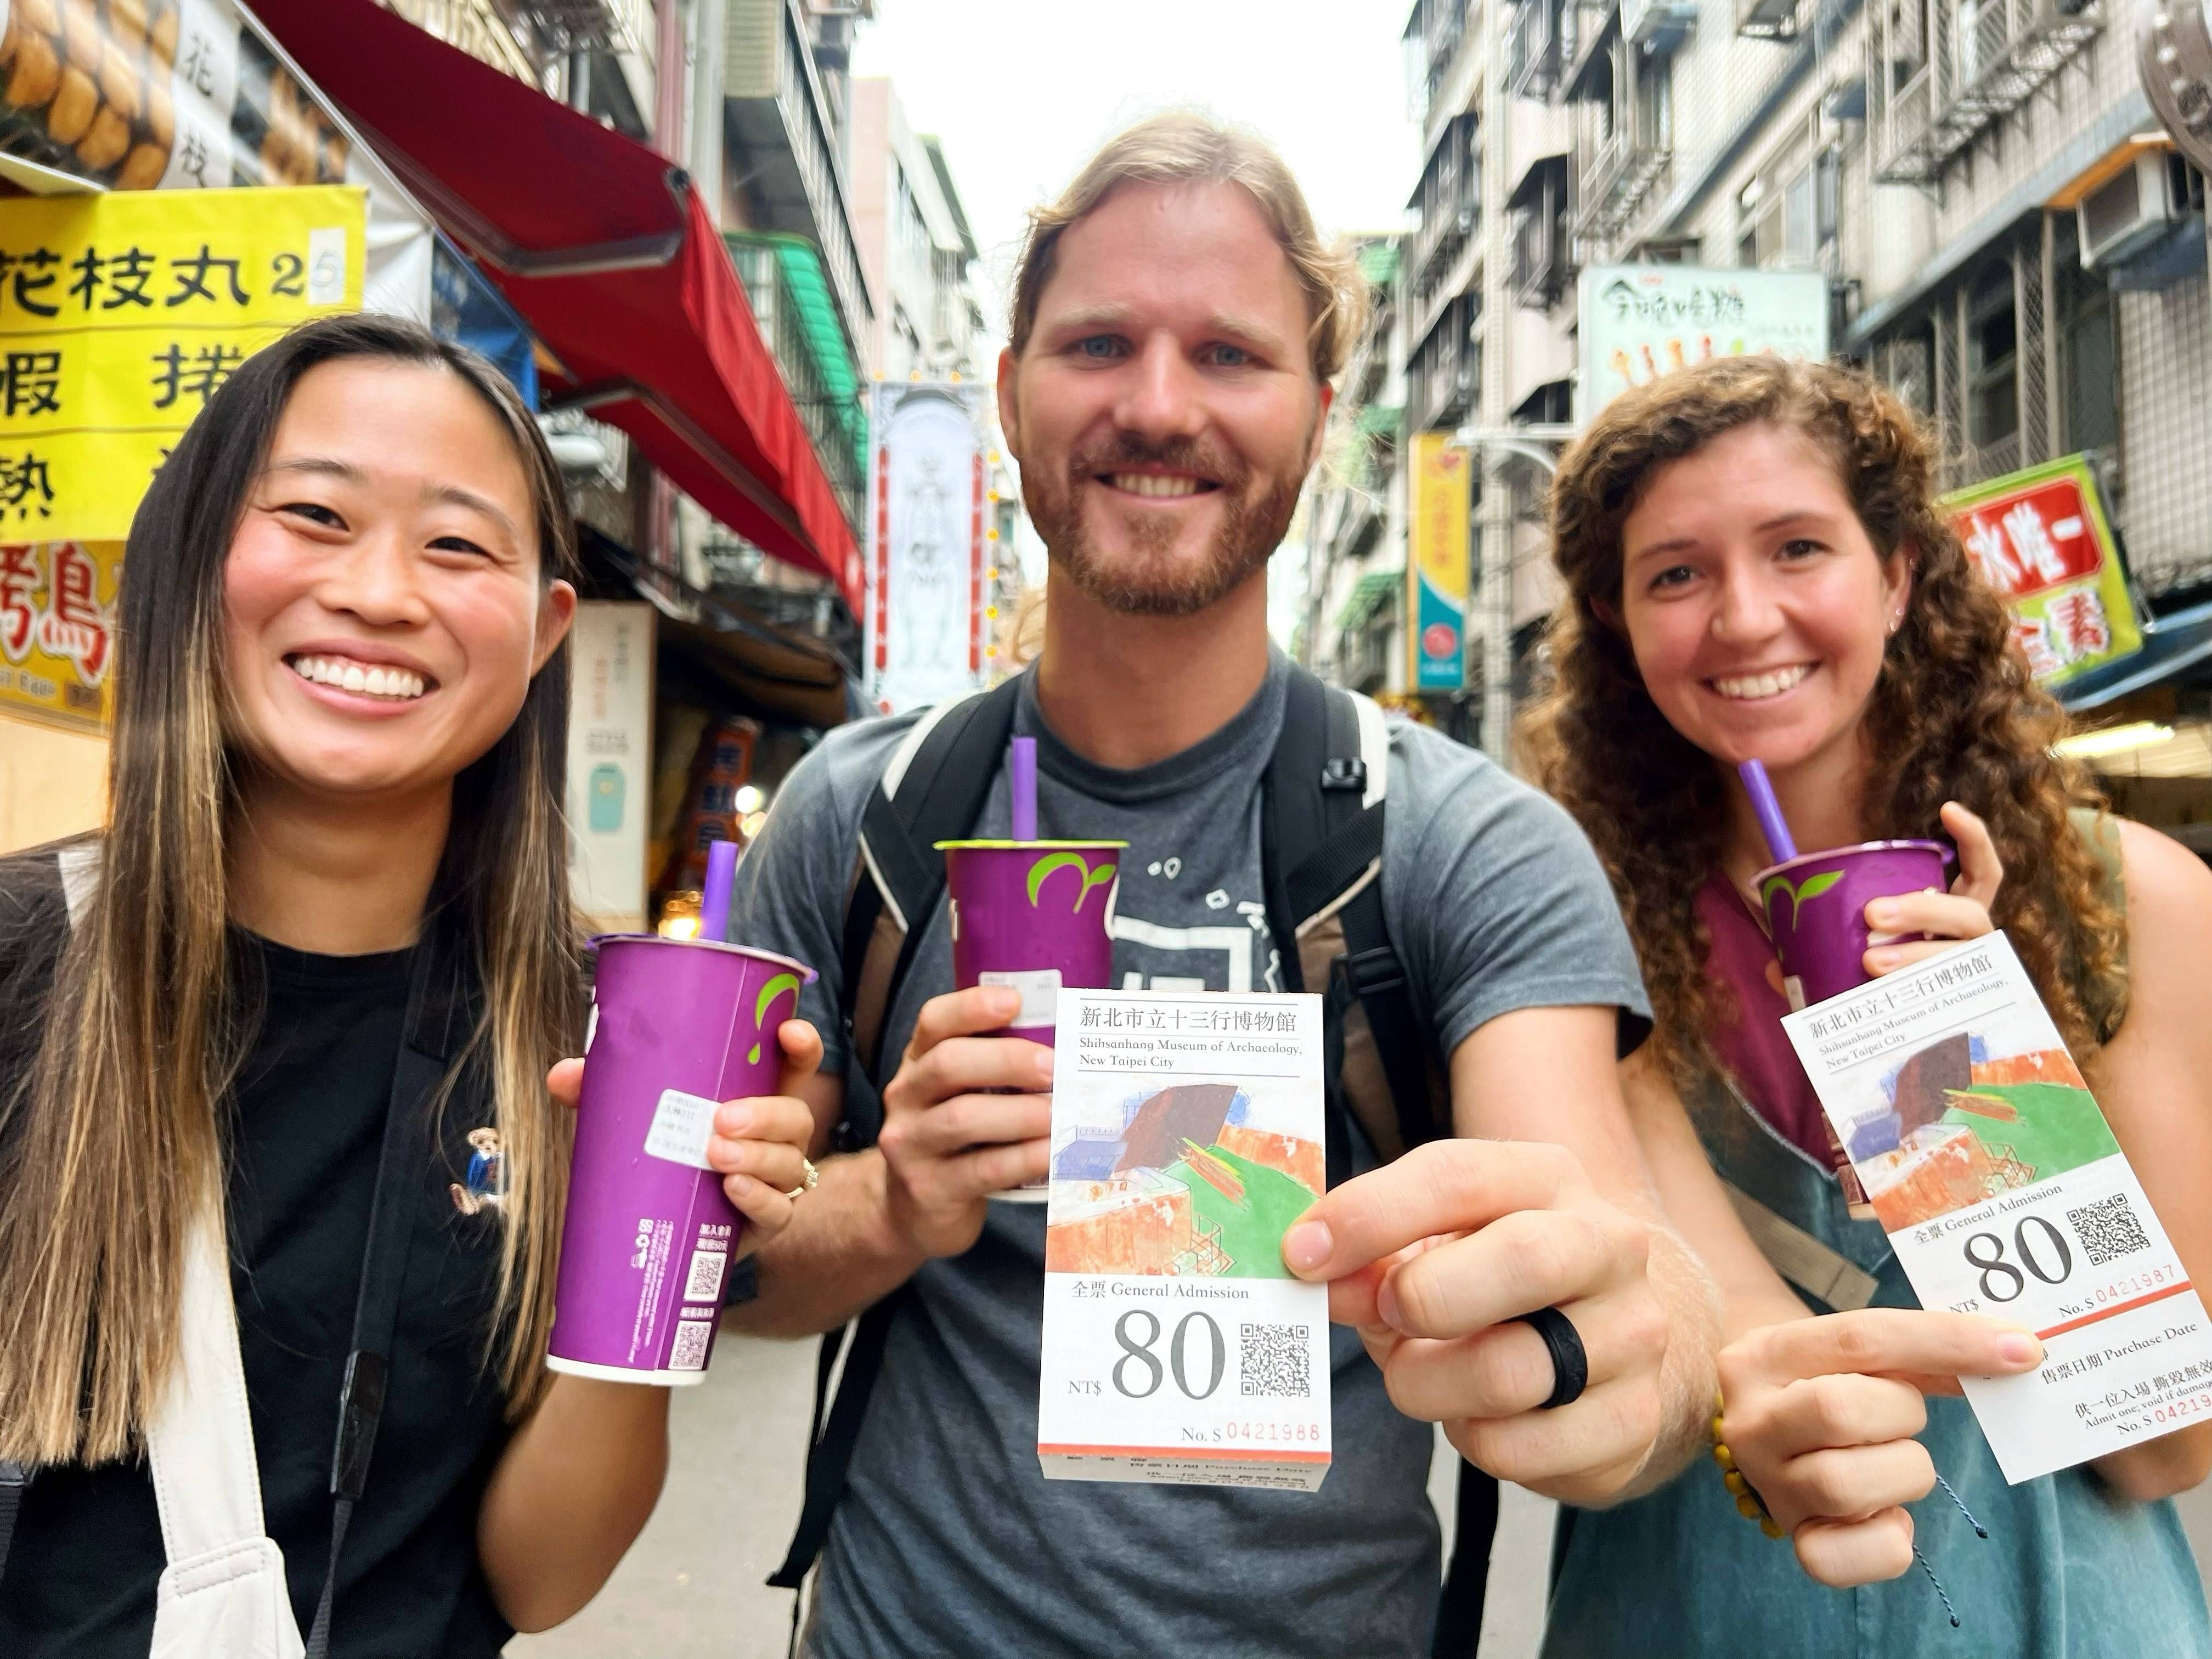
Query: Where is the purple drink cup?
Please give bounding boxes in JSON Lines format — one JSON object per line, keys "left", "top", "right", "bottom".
{"left": 1757, "top": 839, "right": 1955, "bottom": 1010}
{"left": 548, "top": 934, "right": 814, "bottom": 1384}
{"left": 938, "top": 839, "right": 1126, "bottom": 1201}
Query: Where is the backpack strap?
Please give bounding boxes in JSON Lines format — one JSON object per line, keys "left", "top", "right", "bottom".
{"left": 1263, "top": 668, "right": 1448, "bottom": 1167}
{"left": 839, "top": 677, "right": 1025, "bottom": 1105}
{"left": 770, "top": 677, "right": 1024, "bottom": 1607}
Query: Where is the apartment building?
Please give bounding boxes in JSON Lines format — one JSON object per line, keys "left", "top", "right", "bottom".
{"left": 1346, "top": 0, "right": 2212, "bottom": 791}
{"left": 1305, "top": 239, "right": 1413, "bottom": 701}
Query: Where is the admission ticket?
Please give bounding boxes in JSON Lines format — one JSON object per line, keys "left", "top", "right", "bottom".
{"left": 1037, "top": 989, "right": 1331, "bottom": 1490}
{"left": 1781, "top": 933, "right": 2212, "bottom": 1483}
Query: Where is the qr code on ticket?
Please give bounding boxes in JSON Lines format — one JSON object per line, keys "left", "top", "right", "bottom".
{"left": 1240, "top": 1323, "right": 1312, "bottom": 1398}
{"left": 2067, "top": 1195, "right": 2153, "bottom": 1266}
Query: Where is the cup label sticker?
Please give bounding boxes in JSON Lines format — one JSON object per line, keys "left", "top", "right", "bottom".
{"left": 644, "top": 1088, "right": 720, "bottom": 1171}
{"left": 981, "top": 968, "right": 1062, "bottom": 1028}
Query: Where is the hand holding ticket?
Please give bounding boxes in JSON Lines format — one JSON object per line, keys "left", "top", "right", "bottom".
{"left": 1782, "top": 932, "right": 2212, "bottom": 1484}
{"left": 1285, "top": 1137, "right": 1673, "bottom": 1506}
{"left": 1717, "top": 1308, "right": 2042, "bottom": 1586}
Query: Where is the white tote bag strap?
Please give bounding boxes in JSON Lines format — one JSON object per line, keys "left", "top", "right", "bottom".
{"left": 145, "top": 1203, "right": 305, "bottom": 1659}
{"left": 54, "top": 847, "right": 303, "bottom": 1657}
{"left": 145, "top": 1205, "right": 273, "bottom": 1564}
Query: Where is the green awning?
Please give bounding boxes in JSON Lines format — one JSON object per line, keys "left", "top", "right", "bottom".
{"left": 727, "top": 232, "right": 867, "bottom": 474}
{"left": 1355, "top": 403, "right": 1402, "bottom": 438}
{"left": 1357, "top": 241, "right": 1401, "bottom": 286}
{"left": 1336, "top": 568, "right": 1403, "bottom": 631}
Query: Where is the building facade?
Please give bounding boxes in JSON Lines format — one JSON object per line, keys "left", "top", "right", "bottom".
{"left": 1306, "top": 239, "right": 1414, "bottom": 702}
{"left": 1324, "top": 0, "right": 2212, "bottom": 833}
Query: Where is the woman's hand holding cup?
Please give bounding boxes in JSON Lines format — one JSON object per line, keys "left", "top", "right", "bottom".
{"left": 1717, "top": 1308, "right": 2040, "bottom": 1587}
{"left": 1860, "top": 802, "right": 2005, "bottom": 977}
{"left": 546, "top": 1017, "right": 826, "bottom": 1260}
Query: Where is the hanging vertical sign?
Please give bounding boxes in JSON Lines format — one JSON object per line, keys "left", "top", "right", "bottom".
{"left": 1408, "top": 430, "right": 1469, "bottom": 692}
{"left": 1942, "top": 456, "right": 2143, "bottom": 687}
{"left": 565, "top": 600, "right": 655, "bottom": 934}
{"left": 866, "top": 380, "right": 988, "bottom": 715}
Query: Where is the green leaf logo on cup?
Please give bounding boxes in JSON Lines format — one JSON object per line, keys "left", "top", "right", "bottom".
{"left": 745, "top": 972, "right": 805, "bottom": 1065}
{"left": 1025, "top": 851, "right": 1118, "bottom": 912}
{"left": 1760, "top": 868, "right": 1844, "bottom": 926}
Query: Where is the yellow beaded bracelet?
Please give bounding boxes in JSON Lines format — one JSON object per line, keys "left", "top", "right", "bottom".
{"left": 1710, "top": 1389, "right": 1786, "bottom": 1541}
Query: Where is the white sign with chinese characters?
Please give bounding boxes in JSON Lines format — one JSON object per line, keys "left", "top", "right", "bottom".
{"left": 1038, "top": 990, "right": 1332, "bottom": 1489}
{"left": 1782, "top": 935, "right": 2212, "bottom": 1483}
{"left": 1576, "top": 264, "right": 1831, "bottom": 420}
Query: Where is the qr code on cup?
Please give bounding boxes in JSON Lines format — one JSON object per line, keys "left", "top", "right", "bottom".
{"left": 669, "top": 1319, "right": 714, "bottom": 1371}
{"left": 683, "top": 1247, "right": 729, "bottom": 1303}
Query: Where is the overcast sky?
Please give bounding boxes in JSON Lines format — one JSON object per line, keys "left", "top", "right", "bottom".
{"left": 850, "top": 1, "right": 1423, "bottom": 326}
{"left": 850, "top": 3, "right": 1419, "bottom": 628}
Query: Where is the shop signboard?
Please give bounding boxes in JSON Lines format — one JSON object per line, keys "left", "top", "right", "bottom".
{"left": 0, "top": 183, "right": 366, "bottom": 544}
{"left": 1576, "top": 264, "right": 1830, "bottom": 420}
{"left": 0, "top": 0, "right": 432, "bottom": 319}
{"left": 1942, "top": 455, "right": 2142, "bottom": 687}
{"left": 0, "top": 538, "right": 119, "bottom": 732}
{"left": 866, "top": 380, "right": 988, "bottom": 716}
{"left": 565, "top": 600, "right": 655, "bottom": 933}
{"left": 1407, "top": 429, "right": 1469, "bottom": 691}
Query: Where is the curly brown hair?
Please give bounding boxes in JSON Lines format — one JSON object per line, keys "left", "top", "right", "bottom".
{"left": 1520, "top": 354, "right": 2127, "bottom": 1085}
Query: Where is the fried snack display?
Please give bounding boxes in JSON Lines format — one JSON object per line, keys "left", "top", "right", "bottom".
{"left": 0, "top": 1, "right": 352, "bottom": 190}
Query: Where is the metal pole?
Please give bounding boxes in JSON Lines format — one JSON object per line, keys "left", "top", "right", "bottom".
{"left": 1445, "top": 427, "right": 1567, "bottom": 762}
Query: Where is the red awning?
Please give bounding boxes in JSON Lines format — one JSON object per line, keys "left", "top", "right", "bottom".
{"left": 247, "top": 0, "right": 862, "bottom": 605}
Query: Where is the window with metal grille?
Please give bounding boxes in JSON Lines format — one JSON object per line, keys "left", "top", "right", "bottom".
{"left": 1968, "top": 261, "right": 2019, "bottom": 448}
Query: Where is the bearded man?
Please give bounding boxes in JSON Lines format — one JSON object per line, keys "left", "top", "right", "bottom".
{"left": 723, "top": 111, "right": 1720, "bottom": 1658}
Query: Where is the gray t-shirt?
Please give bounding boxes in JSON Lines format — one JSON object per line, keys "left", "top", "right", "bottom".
{"left": 731, "top": 653, "right": 1649, "bottom": 1659}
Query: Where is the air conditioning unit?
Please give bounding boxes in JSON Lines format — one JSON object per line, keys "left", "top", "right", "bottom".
{"left": 2079, "top": 150, "right": 2196, "bottom": 269}
{"left": 1625, "top": 0, "right": 1698, "bottom": 51}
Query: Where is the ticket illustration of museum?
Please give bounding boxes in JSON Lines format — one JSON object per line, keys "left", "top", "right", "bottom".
{"left": 1043, "top": 1079, "right": 1324, "bottom": 1279}
{"left": 1835, "top": 1029, "right": 2120, "bottom": 1232}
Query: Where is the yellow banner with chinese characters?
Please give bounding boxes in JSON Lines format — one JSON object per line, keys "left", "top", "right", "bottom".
{"left": 0, "top": 185, "right": 366, "bottom": 544}
{"left": 0, "top": 540, "right": 123, "bottom": 732}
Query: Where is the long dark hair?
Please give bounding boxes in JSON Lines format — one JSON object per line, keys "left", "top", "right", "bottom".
{"left": 1521, "top": 354, "right": 2125, "bottom": 1086}
{"left": 1, "top": 313, "right": 582, "bottom": 1464}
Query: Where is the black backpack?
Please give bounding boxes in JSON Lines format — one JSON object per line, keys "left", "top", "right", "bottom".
{"left": 768, "top": 663, "right": 1498, "bottom": 1657}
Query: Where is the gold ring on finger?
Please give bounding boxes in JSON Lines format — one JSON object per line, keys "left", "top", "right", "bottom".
{"left": 783, "top": 1158, "right": 820, "bottom": 1200}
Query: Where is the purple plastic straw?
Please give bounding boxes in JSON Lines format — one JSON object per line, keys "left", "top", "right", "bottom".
{"left": 697, "top": 838, "right": 739, "bottom": 944}
{"left": 1009, "top": 736, "right": 1037, "bottom": 842}
{"left": 1737, "top": 760, "right": 1799, "bottom": 865}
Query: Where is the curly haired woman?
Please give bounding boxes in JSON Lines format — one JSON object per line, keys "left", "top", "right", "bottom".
{"left": 1523, "top": 354, "right": 2212, "bottom": 1656}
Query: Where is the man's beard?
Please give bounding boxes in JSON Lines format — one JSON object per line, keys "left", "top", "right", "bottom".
{"left": 1026, "top": 433, "right": 1306, "bottom": 617}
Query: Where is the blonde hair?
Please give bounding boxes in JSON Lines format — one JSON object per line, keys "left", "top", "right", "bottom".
{"left": 1007, "top": 110, "right": 1368, "bottom": 380}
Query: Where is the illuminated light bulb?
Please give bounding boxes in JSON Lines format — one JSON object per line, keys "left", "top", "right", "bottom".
{"left": 734, "top": 784, "right": 764, "bottom": 814}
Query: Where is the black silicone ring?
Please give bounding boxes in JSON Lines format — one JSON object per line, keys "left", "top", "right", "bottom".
{"left": 1516, "top": 1306, "right": 1590, "bottom": 1410}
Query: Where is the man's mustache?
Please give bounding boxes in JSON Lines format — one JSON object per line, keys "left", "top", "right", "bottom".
{"left": 1065, "top": 436, "right": 1244, "bottom": 489}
